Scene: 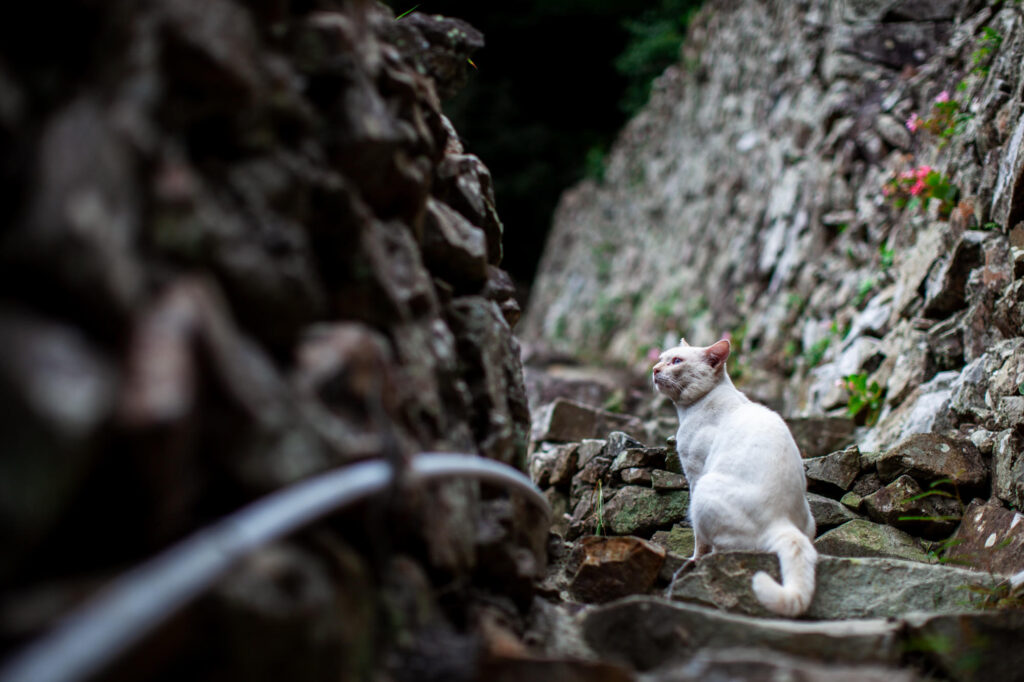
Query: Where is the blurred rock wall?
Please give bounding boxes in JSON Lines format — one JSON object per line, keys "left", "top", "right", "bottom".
{"left": 0, "top": 1, "right": 535, "bottom": 678}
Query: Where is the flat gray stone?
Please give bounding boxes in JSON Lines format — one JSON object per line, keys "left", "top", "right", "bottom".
{"left": 581, "top": 596, "right": 903, "bottom": 672}
{"left": 650, "top": 469, "right": 688, "bottom": 490}
{"left": 870, "top": 433, "right": 987, "bottom": 491}
{"left": 815, "top": 519, "right": 931, "bottom": 563}
{"left": 668, "top": 552, "right": 1004, "bottom": 620}
{"left": 804, "top": 445, "right": 863, "bottom": 493}
{"left": 531, "top": 399, "right": 646, "bottom": 444}
{"left": 807, "top": 492, "right": 861, "bottom": 530}
{"left": 785, "top": 416, "right": 856, "bottom": 459}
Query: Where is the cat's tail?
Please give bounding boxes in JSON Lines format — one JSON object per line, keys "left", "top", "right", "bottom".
{"left": 751, "top": 524, "right": 817, "bottom": 617}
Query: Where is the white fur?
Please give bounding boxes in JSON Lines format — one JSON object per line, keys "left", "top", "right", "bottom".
{"left": 653, "top": 339, "right": 817, "bottom": 617}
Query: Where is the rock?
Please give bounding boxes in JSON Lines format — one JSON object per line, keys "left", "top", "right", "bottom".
{"left": 648, "top": 647, "right": 916, "bottom": 682}
{"left": 871, "top": 433, "right": 987, "bottom": 490}
{"left": 566, "top": 535, "right": 666, "bottom": 603}
{"left": 841, "top": 491, "right": 864, "bottom": 512}
{"left": 522, "top": 365, "right": 624, "bottom": 415}
{"left": 921, "top": 231, "right": 987, "bottom": 318}
{"left": 815, "top": 519, "right": 931, "bottom": 563}
{"left": 861, "top": 474, "right": 962, "bottom": 540}
{"left": 434, "top": 154, "right": 504, "bottom": 266}
{"left": 650, "top": 525, "right": 696, "bottom": 559}
{"left": 602, "top": 487, "right": 689, "bottom": 537}
{"left": 668, "top": 552, "right": 1003, "bottom": 619}
{"left": 804, "top": 445, "right": 863, "bottom": 494}
{"left": 581, "top": 597, "right": 903, "bottom": 672}
{"left": 213, "top": 542, "right": 367, "bottom": 682}
{"left": 807, "top": 492, "right": 860, "bottom": 530}
{"left": 0, "top": 308, "right": 117, "bottom": 576}
{"left": 858, "top": 371, "right": 959, "bottom": 454}
{"left": 529, "top": 443, "right": 578, "bottom": 489}
{"left": 947, "top": 499, "right": 1024, "bottom": 574}
{"left": 650, "top": 470, "right": 688, "bottom": 491}
{"left": 481, "top": 266, "right": 520, "bottom": 328}
{"left": 619, "top": 468, "right": 651, "bottom": 485}
{"left": 532, "top": 399, "right": 646, "bottom": 444}
{"left": 422, "top": 197, "right": 488, "bottom": 289}
{"left": 784, "top": 416, "right": 856, "bottom": 459}
{"left": 905, "top": 610, "right": 1024, "bottom": 682}
{"left": 993, "top": 429, "right": 1024, "bottom": 509}
{"left": 610, "top": 447, "right": 665, "bottom": 473}
{"left": 995, "top": 396, "right": 1024, "bottom": 430}
{"left": 448, "top": 297, "right": 531, "bottom": 467}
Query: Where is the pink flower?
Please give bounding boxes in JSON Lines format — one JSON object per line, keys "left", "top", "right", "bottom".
{"left": 915, "top": 166, "right": 932, "bottom": 182}
{"left": 934, "top": 90, "right": 950, "bottom": 103}
{"left": 882, "top": 185, "right": 892, "bottom": 196}
{"left": 906, "top": 113, "right": 921, "bottom": 132}
{"left": 910, "top": 180, "right": 927, "bottom": 196}
{"left": 899, "top": 170, "right": 915, "bottom": 181}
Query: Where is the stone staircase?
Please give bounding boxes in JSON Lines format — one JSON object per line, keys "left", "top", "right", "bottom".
{"left": 511, "top": 396, "right": 1024, "bottom": 682}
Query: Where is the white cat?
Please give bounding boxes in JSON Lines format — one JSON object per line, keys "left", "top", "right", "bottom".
{"left": 653, "top": 337, "right": 817, "bottom": 617}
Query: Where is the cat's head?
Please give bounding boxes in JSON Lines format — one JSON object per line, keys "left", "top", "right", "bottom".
{"left": 651, "top": 338, "right": 731, "bottom": 405}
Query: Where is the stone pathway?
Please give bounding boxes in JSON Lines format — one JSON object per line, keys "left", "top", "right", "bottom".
{"left": 511, "top": 397, "right": 1024, "bottom": 681}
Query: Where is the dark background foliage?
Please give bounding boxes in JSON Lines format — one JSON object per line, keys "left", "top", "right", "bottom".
{"left": 381, "top": 0, "right": 702, "bottom": 293}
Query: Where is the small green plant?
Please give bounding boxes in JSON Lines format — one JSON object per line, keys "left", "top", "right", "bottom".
{"left": 971, "top": 26, "right": 1002, "bottom": 75}
{"left": 585, "top": 144, "right": 608, "bottom": 182}
{"left": 879, "top": 242, "right": 895, "bottom": 270}
{"left": 905, "top": 90, "right": 973, "bottom": 142}
{"left": 924, "top": 536, "right": 967, "bottom": 565}
{"left": 854, "top": 278, "right": 876, "bottom": 307}
{"left": 841, "top": 372, "right": 884, "bottom": 426}
{"left": 594, "top": 480, "right": 606, "bottom": 536}
{"left": 983, "top": 221, "right": 1001, "bottom": 231}
{"left": 395, "top": 4, "right": 420, "bottom": 20}
{"left": 962, "top": 580, "right": 1024, "bottom": 610}
{"left": 803, "top": 320, "right": 847, "bottom": 368}
{"left": 883, "top": 165, "right": 959, "bottom": 218}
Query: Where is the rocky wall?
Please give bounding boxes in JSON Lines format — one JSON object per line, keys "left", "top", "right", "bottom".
{"left": 0, "top": 1, "right": 537, "bottom": 679}
{"left": 522, "top": 0, "right": 1024, "bottom": 461}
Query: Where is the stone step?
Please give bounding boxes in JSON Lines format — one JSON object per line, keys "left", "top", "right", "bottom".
{"left": 668, "top": 551, "right": 1008, "bottom": 619}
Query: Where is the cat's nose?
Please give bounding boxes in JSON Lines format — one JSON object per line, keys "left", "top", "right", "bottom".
{"left": 653, "top": 366, "right": 661, "bottom": 375}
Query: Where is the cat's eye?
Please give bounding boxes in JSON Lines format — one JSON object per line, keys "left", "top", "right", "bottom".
{"left": 670, "top": 358, "right": 682, "bottom": 365}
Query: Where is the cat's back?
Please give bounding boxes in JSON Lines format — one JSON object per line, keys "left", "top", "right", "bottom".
{"left": 719, "top": 398, "right": 800, "bottom": 457}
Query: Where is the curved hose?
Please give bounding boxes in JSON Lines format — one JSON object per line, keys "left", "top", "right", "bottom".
{"left": 0, "top": 454, "right": 549, "bottom": 682}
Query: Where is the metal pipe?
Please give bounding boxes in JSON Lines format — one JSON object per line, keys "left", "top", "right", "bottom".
{"left": 0, "top": 454, "right": 549, "bottom": 682}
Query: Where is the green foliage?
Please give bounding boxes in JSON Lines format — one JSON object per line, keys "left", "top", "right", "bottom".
{"left": 615, "top": 0, "right": 703, "bottom": 113}
{"left": 854, "top": 278, "right": 876, "bottom": 307}
{"left": 803, "top": 320, "right": 846, "bottom": 368}
{"left": 594, "top": 480, "right": 606, "bottom": 536}
{"left": 585, "top": 143, "right": 608, "bottom": 182}
{"left": 394, "top": 4, "right": 421, "bottom": 19}
{"left": 971, "top": 26, "right": 1002, "bottom": 75}
{"left": 841, "top": 372, "right": 884, "bottom": 426}
{"left": 879, "top": 242, "right": 894, "bottom": 270}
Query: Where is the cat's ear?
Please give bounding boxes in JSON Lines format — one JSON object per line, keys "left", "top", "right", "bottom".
{"left": 705, "top": 339, "right": 730, "bottom": 368}
{"left": 678, "top": 336, "right": 689, "bottom": 347}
